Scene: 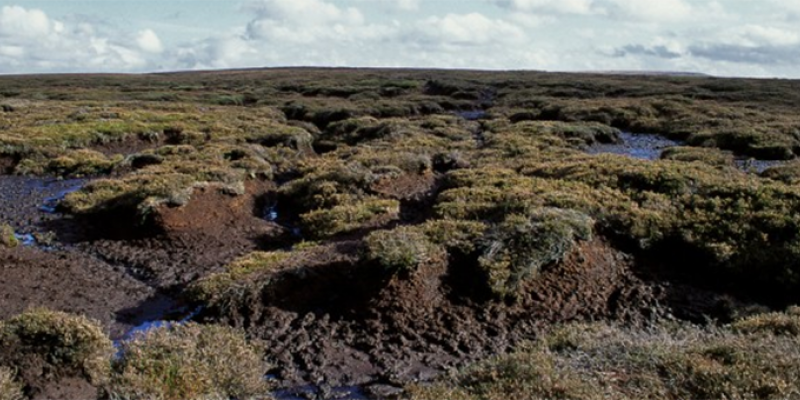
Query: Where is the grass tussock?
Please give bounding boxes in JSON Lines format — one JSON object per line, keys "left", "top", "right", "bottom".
{"left": 479, "top": 208, "right": 593, "bottom": 299}
{"left": 364, "top": 226, "right": 445, "bottom": 274}
{"left": 0, "top": 309, "right": 114, "bottom": 387}
{"left": 0, "top": 367, "right": 23, "bottom": 400}
{"left": 300, "top": 197, "right": 400, "bottom": 239}
{"left": 109, "top": 323, "right": 268, "bottom": 400}
{"left": 660, "top": 146, "right": 736, "bottom": 168}
{"left": 189, "top": 251, "right": 291, "bottom": 303}
{"left": 407, "top": 309, "right": 800, "bottom": 400}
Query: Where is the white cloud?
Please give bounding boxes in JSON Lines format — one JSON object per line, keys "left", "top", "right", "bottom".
{"left": 245, "top": 0, "right": 363, "bottom": 26}
{"left": 495, "top": 0, "right": 595, "bottom": 15}
{"left": 736, "top": 24, "right": 800, "bottom": 47}
{"left": 3, "top": 0, "right": 800, "bottom": 78}
{"left": 601, "top": 0, "right": 693, "bottom": 22}
{"left": 396, "top": 0, "right": 421, "bottom": 11}
{"left": 413, "top": 13, "right": 527, "bottom": 47}
{"left": 0, "top": 6, "right": 54, "bottom": 38}
{"left": 0, "top": 5, "right": 159, "bottom": 73}
{"left": 136, "top": 29, "right": 164, "bottom": 53}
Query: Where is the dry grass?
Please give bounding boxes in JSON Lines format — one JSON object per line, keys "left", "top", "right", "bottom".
{"left": 0, "top": 309, "right": 114, "bottom": 387}
{"left": 364, "top": 226, "right": 445, "bottom": 274}
{"left": 0, "top": 367, "right": 23, "bottom": 400}
{"left": 479, "top": 208, "right": 593, "bottom": 299}
{"left": 407, "top": 309, "right": 800, "bottom": 400}
{"left": 109, "top": 323, "right": 269, "bottom": 400}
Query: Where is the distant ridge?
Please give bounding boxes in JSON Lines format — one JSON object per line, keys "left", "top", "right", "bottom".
{"left": 585, "top": 70, "right": 711, "bottom": 77}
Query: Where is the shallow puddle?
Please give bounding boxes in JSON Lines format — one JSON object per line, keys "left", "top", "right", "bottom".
{"left": 117, "top": 306, "right": 202, "bottom": 342}
{"left": 587, "top": 133, "right": 792, "bottom": 173}
{"left": 587, "top": 132, "right": 682, "bottom": 160}
{"left": 263, "top": 202, "right": 302, "bottom": 238}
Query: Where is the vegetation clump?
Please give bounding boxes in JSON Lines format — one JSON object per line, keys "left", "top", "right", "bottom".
{"left": 300, "top": 197, "right": 400, "bottom": 239}
{"left": 109, "top": 323, "right": 268, "bottom": 400}
{"left": 190, "top": 251, "right": 291, "bottom": 303}
{"left": 0, "top": 309, "right": 114, "bottom": 389}
{"left": 0, "top": 367, "right": 23, "bottom": 400}
{"left": 0, "top": 224, "right": 18, "bottom": 248}
{"left": 731, "top": 306, "right": 800, "bottom": 336}
{"left": 660, "top": 146, "right": 736, "bottom": 167}
{"left": 479, "top": 208, "right": 594, "bottom": 299}
{"left": 407, "top": 312, "right": 800, "bottom": 400}
{"left": 364, "top": 226, "right": 445, "bottom": 274}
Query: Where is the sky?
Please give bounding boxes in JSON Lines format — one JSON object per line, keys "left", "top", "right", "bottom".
{"left": 2, "top": 0, "right": 800, "bottom": 77}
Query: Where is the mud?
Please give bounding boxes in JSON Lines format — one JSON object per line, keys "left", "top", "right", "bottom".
{"left": 0, "top": 175, "right": 282, "bottom": 333}
{"left": 202, "top": 239, "right": 661, "bottom": 389}
{"left": 0, "top": 176, "right": 87, "bottom": 243}
{"left": 0, "top": 168, "right": 772, "bottom": 399}
{"left": 53, "top": 181, "right": 284, "bottom": 289}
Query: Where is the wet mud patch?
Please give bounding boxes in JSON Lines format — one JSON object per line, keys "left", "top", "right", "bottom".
{"left": 257, "top": 192, "right": 304, "bottom": 244}
{"left": 0, "top": 245, "right": 177, "bottom": 339}
{"left": 371, "top": 173, "right": 441, "bottom": 224}
{"left": 0, "top": 175, "right": 87, "bottom": 247}
{"left": 73, "top": 181, "right": 285, "bottom": 289}
{"left": 274, "top": 384, "right": 370, "bottom": 400}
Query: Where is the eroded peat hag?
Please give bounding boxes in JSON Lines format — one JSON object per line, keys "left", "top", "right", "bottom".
{"left": 3, "top": 69, "right": 800, "bottom": 400}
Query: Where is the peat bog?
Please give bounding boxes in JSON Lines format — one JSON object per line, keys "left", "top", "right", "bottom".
{"left": 2, "top": 68, "right": 800, "bottom": 399}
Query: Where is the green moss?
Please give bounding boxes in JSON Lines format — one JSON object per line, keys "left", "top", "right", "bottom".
{"left": 61, "top": 173, "right": 197, "bottom": 216}
{"left": 61, "top": 143, "right": 271, "bottom": 216}
{"left": 0, "top": 309, "right": 114, "bottom": 387}
{"left": 110, "top": 323, "right": 268, "bottom": 400}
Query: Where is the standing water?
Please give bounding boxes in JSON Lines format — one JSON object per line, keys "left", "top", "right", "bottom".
{"left": 587, "top": 132, "right": 682, "bottom": 160}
